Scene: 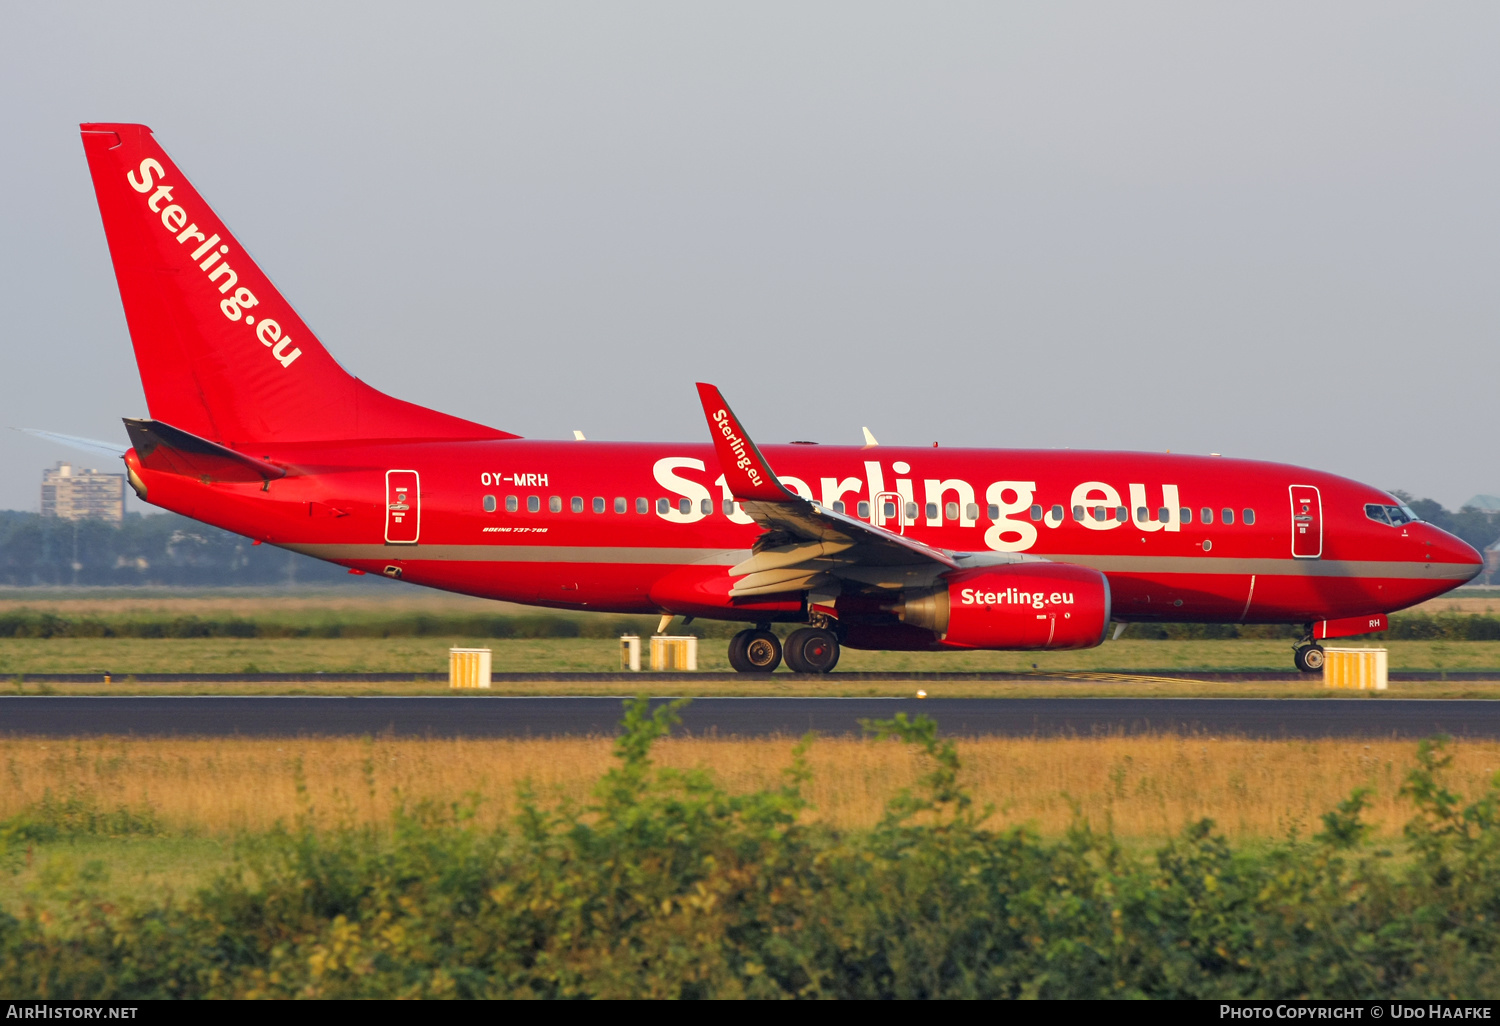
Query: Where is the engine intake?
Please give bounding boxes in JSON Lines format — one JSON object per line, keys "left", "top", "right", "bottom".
{"left": 897, "top": 563, "right": 1111, "bottom": 650}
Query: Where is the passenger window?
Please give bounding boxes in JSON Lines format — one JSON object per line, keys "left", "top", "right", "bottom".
{"left": 482, "top": 495, "right": 497, "bottom": 513}
{"left": 1116, "top": 507, "right": 1128, "bottom": 523}
{"left": 883, "top": 502, "right": 897, "bottom": 519}
{"left": 947, "top": 502, "right": 960, "bottom": 521}
{"left": 1222, "top": 508, "right": 1234, "bottom": 525}
{"left": 1180, "top": 507, "right": 1192, "bottom": 524}
{"left": 857, "top": 501, "right": 870, "bottom": 519}
{"left": 1094, "top": 506, "right": 1107, "bottom": 522}
{"left": 722, "top": 499, "right": 735, "bottom": 516}
{"left": 526, "top": 495, "right": 540, "bottom": 513}
{"left": 1051, "top": 504, "right": 1064, "bottom": 522}
{"left": 506, "top": 495, "right": 518, "bottom": 512}
{"left": 1243, "top": 508, "right": 1255, "bottom": 525}
{"left": 926, "top": 502, "right": 939, "bottom": 520}
{"left": 1365, "top": 504, "right": 1391, "bottom": 526}
{"left": 968, "top": 503, "right": 981, "bottom": 521}
{"left": 1073, "top": 505, "right": 1085, "bottom": 521}
{"left": 1158, "top": 507, "right": 1169, "bottom": 523}
{"left": 1200, "top": 507, "right": 1213, "bottom": 525}
{"left": 679, "top": 498, "right": 692, "bottom": 515}
{"left": 571, "top": 496, "right": 583, "bottom": 513}
{"left": 905, "top": 502, "right": 919, "bottom": 521}
{"left": 988, "top": 504, "right": 1001, "bottom": 519}
{"left": 1029, "top": 504, "right": 1043, "bottom": 521}
{"left": 1136, "top": 506, "right": 1148, "bottom": 523}
{"left": 701, "top": 498, "right": 712, "bottom": 515}
{"left": 593, "top": 497, "right": 605, "bottom": 514}
{"left": 656, "top": 498, "right": 669, "bottom": 514}
{"left": 549, "top": 496, "right": 562, "bottom": 513}
{"left": 614, "top": 497, "right": 626, "bottom": 514}
{"left": 833, "top": 501, "right": 846, "bottom": 514}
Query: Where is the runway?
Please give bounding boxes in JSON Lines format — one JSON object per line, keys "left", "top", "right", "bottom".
{"left": 16, "top": 671, "right": 1499, "bottom": 683}
{"left": 1, "top": 696, "right": 1498, "bottom": 739}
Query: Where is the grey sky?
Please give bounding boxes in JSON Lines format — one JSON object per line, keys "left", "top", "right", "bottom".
{"left": 2, "top": 3, "right": 1496, "bottom": 513}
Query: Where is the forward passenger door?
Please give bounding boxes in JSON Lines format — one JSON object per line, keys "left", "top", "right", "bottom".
{"left": 1289, "top": 484, "right": 1321, "bottom": 559}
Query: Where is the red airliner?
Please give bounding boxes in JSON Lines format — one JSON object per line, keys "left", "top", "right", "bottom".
{"left": 77, "top": 123, "right": 1482, "bottom": 674}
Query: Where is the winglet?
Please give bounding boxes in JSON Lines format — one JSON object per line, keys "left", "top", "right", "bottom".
{"left": 695, "top": 383, "right": 795, "bottom": 502}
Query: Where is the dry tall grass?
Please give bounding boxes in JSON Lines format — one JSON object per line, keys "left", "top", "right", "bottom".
{"left": 4, "top": 734, "right": 1495, "bottom": 841}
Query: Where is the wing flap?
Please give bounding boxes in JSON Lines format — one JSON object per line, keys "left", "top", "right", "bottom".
{"left": 729, "top": 539, "right": 853, "bottom": 576}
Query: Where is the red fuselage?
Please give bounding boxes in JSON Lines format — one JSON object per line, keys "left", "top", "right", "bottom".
{"left": 80, "top": 123, "right": 1481, "bottom": 662}
{"left": 125, "top": 439, "right": 1481, "bottom": 647}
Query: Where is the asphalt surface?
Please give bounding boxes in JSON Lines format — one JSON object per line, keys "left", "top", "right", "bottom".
{"left": 20, "top": 671, "right": 1499, "bottom": 683}
{"left": 2, "top": 696, "right": 1499, "bottom": 738}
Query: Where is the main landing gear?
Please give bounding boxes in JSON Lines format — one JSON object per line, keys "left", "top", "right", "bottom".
{"left": 728, "top": 627, "right": 782, "bottom": 673}
{"left": 727, "top": 624, "right": 842, "bottom": 674}
{"left": 784, "top": 627, "right": 841, "bottom": 674}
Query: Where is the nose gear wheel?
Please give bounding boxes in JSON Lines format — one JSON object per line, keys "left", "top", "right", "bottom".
{"left": 1293, "top": 644, "right": 1326, "bottom": 673}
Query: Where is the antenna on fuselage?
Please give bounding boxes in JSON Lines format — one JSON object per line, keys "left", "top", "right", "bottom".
{"left": 573, "top": 430, "right": 586, "bottom": 440}
{"left": 861, "top": 426, "right": 879, "bottom": 447}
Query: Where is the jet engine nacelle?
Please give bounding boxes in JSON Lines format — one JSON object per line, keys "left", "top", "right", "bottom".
{"left": 897, "top": 563, "right": 1112, "bottom": 650}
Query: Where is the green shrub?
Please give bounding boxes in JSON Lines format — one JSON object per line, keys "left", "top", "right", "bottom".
{"left": 7, "top": 713, "right": 1500, "bottom": 997}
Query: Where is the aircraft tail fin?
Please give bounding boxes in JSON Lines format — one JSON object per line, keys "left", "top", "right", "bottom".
{"left": 80, "top": 124, "right": 515, "bottom": 447}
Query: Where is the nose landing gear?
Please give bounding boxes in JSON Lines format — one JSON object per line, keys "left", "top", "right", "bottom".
{"left": 1293, "top": 643, "right": 1326, "bottom": 673}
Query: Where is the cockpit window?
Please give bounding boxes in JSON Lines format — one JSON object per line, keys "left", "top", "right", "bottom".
{"left": 1367, "top": 503, "right": 1421, "bottom": 527}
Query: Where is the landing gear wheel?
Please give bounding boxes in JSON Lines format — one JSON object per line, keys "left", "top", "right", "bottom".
{"left": 729, "top": 629, "right": 782, "bottom": 673}
{"left": 1294, "top": 644, "right": 1326, "bottom": 673}
{"left": 784, "top": 628, "right": 841, "bottom": 674}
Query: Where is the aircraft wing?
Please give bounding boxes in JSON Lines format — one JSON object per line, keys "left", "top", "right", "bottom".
{"left": 696, "top": 383, "right": 965, "bottom": 598}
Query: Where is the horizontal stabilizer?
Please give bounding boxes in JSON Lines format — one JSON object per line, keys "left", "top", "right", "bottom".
{"left": 19, "top": 428, "right": 127, "bottom": 460}
{"left": 124, "top": 418, "right": 286, "bottom": 483}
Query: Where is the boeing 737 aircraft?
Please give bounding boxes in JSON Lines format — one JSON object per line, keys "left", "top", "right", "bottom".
{"left": 72, "top": 123, "right": 1482, "bottom": 673}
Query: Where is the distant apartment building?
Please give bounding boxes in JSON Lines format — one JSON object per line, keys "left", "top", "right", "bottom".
{"left": 40, "top": 461, "right": 125, "bottom": 522}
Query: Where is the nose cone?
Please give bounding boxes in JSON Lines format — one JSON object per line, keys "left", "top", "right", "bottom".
{"left": 1421, "top": 524, "right": 1484, "bottom": 584}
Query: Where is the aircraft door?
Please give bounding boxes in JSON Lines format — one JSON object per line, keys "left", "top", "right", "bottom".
{"left": 385, "top": 470, "right": 421, "bottom": 544}
{"left": 874, "top": 491, "right": 905, "bottom": 535}
{"left": 1289, "top": 484, "right": 1321, "bottom": 559}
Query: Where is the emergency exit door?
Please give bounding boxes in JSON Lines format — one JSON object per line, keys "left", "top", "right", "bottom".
{"left": 385, "top": 470, "right": 420, "bottom": 544}
{"left": 1289, "top": 484, "right": 1321, "bottom": 559}
{"left": 874, "top": 491, "right": 905, "bottom": 534}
